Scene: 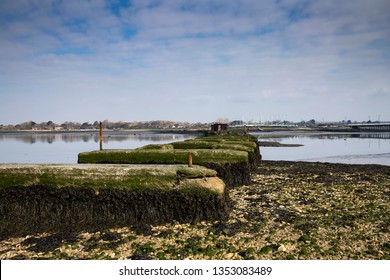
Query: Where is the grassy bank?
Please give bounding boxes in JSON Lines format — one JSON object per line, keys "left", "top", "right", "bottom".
{"left": 1, "top": 161, "right": 388, "bottom": 260}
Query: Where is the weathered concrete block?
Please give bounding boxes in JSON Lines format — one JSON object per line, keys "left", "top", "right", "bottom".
{"left": 78, "top": 149, "right": 250, "bottom": 188}
{"left": 0, "top": 164, "right": 228, "bottom": 238}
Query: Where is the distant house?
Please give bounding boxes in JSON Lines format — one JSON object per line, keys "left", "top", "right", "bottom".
{"left": 211, "top": 123, "right": 228, "bottom": 132}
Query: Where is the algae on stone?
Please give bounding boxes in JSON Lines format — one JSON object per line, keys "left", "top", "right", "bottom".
{"left": 170, "top": 140, "right": 253, "bottom": 153}
{"left": 78, "top": 149, "right": 250, "bottom": 188}
{"left": 0, "top": 164, "right": 228, "bottom": 238}
{"left": 0, "top": 164, "right": 219, "bottom": 192}
{"left": 137, "top": 144, "right": 174, "bottom": 150}
{"left": 78, "top": 149, "right": 248, "bottom": 165}
{"left": 77, "top": 132, "right": 260, "bottom": 188}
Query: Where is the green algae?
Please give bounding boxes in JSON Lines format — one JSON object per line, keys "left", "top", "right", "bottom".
{"left": 176, "top": 166, "right": 217, "bottom": 178}
{"left": 78, "top": 149, "right": 249, "bottom": 165}
{"left": 0, "top": 164, "right": 219, "bottom": 192}
{"left": 170, "top": 140, "right": 253, "bottom": 153}
{"left": 197, "top": 139, "right": 257, "bottom": 148}
{"left": 137, "top": 144, "right": 174, "bottom": 150}
{"left": 76, "top": 132, "right": 258, "bottom": 188}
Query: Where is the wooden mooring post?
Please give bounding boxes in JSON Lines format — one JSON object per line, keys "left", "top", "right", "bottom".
{"left": 99, "top": 122, "right": 103, "bottom": 151}
{"left": 188, "top": 152, "right": 193, "bottom": 167}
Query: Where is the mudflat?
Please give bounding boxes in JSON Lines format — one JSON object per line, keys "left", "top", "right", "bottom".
{"left": 0, "top": 161, "right": 389, "bottom": 260}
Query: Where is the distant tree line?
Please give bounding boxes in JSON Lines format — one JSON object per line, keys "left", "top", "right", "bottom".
{"left": 2, "top": 118, "right": 374, "bottom": 131}
{"left": 0, "top": 120, "right": 210, "bottom": 131}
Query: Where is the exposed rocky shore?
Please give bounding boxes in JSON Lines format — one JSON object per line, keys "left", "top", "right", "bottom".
{"left": 1, "top": 160, "right": 389, "bottom": 260}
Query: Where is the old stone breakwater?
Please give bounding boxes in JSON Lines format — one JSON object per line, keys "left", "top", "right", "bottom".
{"left": 0, "top": 133, "right": 260, "bottom": 238}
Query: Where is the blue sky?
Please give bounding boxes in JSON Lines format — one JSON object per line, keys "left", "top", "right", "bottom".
{"left": 1, "top": 0, "right": 390, "bottom": 124}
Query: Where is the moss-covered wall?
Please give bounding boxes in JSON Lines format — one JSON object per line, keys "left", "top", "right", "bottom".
{"left": 78, "top": 149, "right": 250, "bottom": 188}
{"left": 194, "top": 133, "right": 262, "bottom": 166}
{"left": 170, "top": 140, "right": 260, "bottom": 169}
{"left": 78, "top": 132, "right": 261, "bottom": 188}
{"left": 181, "top": 132, "right": 262, "bottom": 178}
{"left": 78, "top": 149, "right": 248, "bottom": 165}
{"left": 0, "top": 164, "right": 228, "bottom": 238}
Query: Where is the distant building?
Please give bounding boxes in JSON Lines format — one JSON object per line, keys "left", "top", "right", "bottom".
{"left": 230, "top": 120, "right": 244, "bottom": 127}
{"left": 211, "top": 123, "right": 228, "bottom": 132}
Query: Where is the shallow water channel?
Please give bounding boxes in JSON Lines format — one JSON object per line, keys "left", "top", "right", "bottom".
{"left": 252, "top": 131, "right": 390, "bottom": 166}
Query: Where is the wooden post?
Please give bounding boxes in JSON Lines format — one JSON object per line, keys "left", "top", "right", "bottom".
{"left": 99, "top": 122, "right": 103, "bottom": 151}
{"left": 188, "top": 152, "right": 192, "bottom": 167}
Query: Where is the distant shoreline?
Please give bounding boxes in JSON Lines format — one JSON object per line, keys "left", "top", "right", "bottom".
{"left": 0, "top": 126, "right": 363, "bottom": 135}
{"left": 1, "top": 128, "right": 388, "bottom": 139}
{"left": 0, "top": 129, "right": 207, "bottom": 135}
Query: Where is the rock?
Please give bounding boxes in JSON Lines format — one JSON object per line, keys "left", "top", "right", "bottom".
{"left": 278, "top": 244, "right": 286, "bottom": 252}
{"left": 278, "top": 244, "right": 295, "bottom": 253}
{"left": 223, "top": 253, "right": 235, "bottom": 259}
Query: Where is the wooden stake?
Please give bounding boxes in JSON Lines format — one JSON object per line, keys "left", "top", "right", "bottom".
{"left": 99, "top": 122, "right": 103, "bottom": 151}
{"left": 188, "top": 152, "right": 193, "bottom": 167}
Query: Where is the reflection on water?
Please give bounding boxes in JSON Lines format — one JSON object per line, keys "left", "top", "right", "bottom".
{"left": 252, "top": 132, "right": 390, "bottom": 166}
{"left": 0, "top": 132, "right": 189, "bottom": 144}
{"left": 0, "top": 132, "right": 197, "bottom": 164}
{"left": 255, "top": 132, "right": 390, "bottom": 140}
{"left": 349, "top": 133, "right": 390, "bottom": 139}
{"left": 2, "top": 131, "right": 390, "bottom": 166}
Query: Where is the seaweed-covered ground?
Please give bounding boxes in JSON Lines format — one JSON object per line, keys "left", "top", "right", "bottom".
{"left": 1, "top": 161, "right": 389, "bottom": 260}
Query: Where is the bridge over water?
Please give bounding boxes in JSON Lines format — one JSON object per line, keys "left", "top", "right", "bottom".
{"left": 348, "top": 123, "right": 390, "bottom": 132}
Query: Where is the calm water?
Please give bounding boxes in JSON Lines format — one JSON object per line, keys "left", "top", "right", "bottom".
{"left": 0, "top": 131, "right": 197, "bottom": 164}
{"left": 252, "top": 131, "right": 390, "bottom": 166}
{"left": 1, "top": 131, "right": 390, "bottom": 166}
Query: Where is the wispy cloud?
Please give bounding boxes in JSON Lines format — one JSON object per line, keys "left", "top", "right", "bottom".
{"left": 0, "top": 0, "right": 389, "bottom": 124}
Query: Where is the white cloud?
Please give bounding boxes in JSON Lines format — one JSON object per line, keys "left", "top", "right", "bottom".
{"left": 0, "top": 0, "right": 390, "bottom": 123}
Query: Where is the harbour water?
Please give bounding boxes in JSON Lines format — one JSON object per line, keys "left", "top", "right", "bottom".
{"left": 0, "top": 131, "right": 197, "bottom": 164}
{"left": 1, "top": 131, "right": 390, "bottom": 166}
{"left": 253, "top": 131, "right": 390, "bottom": 166}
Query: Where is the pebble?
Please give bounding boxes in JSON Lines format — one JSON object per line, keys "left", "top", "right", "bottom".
{"left": 277, "top": 244, "right": 295, "bottom": 253}
{"left": 295, "top": 207, "right": 303, "bottom": 213}
{"left": 223, "top": 253, "right": 235, "bottom": 259}
{"left": 278, "top": 244, "right": 286, "bottom": 252}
